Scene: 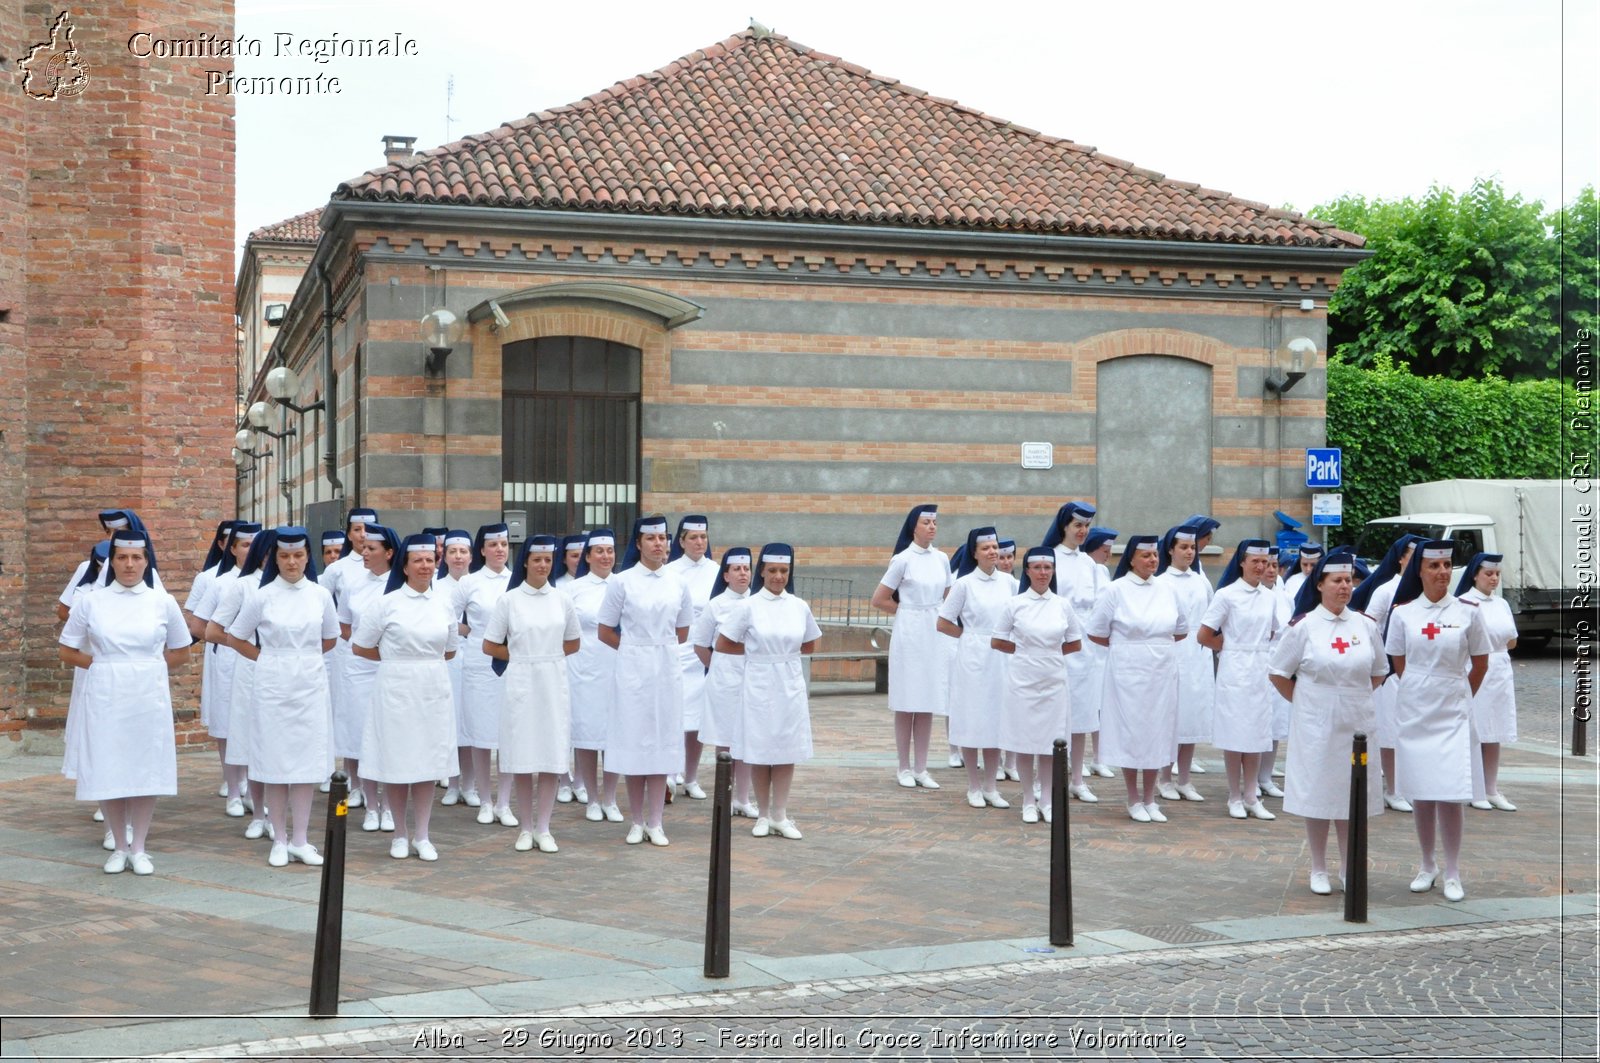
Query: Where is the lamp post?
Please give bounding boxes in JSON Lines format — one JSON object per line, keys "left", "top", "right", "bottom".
{"left": 421, "top": 308, "right": 462, "bottom": 375}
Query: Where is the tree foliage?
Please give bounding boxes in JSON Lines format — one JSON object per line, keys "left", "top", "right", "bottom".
{"left": 1325, "top": 357, "right": 1569, "bottom": 531}
{"left": 1309, "top": 179, "right": 1589, "bottom": 380}
{"left": 1553, "top": 185, "right": 1599, "bottom": 351}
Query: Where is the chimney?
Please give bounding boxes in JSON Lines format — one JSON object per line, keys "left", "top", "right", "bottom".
{"left": 382, "top": 134, "right": 417, "bottom": 166}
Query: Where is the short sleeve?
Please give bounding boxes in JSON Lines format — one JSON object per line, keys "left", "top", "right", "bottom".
{"left": 226, "top": 589, "right": 266, "bottom": 642}
{"left": 59, "top": 597, "right": 91, "bottom": 650}
{"left": 319, "top": 590, "right": 340, "bottom": 641}
{"left": 450, "top": 577, "right": 470, "bottom": 619}
{"left": 595, "top": 576, "right": 626, "bottom": 629}
{"left": 192, "top": 578, "right": 222, "bottom": 622}
{"left": 878, "top": 553, "right": 908, "bottom": 592}
{"left": 182, "top": 569, "right": 211, "bottom": 612}
{"left": 689, "top": 603, "right": 719, "bottom": 648}
{"left": 1383, "top": 608, "right": 1408, "bottom": 658}
{"left": 59, "top": 560, "right": 90, "bottom": 607}
{"left": 941, "top": 559, "right": 955, "bottom": 591}
{"left": 1171, "top": 591, "right": 1190, "bottom": 637}
{"left": 673, "top": 583, "right": 694, "bottom": 629}
{"left": 720, "top": 599, "right": 753, "bottom": 645}
{"left": 561, "top": 596, "right": 581, "bottom": 641}
{"left": 212, "top": 580, "right": 248, "bottom": 628}
{"left": 162, "top": 595, "right": 191, "bottom": 650}
{"left": 1268, "top": 620, "right": 1308, "bottom": 678}
{"left": 801, "top": 602, "right": 822, "bottom": 644}
{"left": 1084, "top": 588, "right": 1115, "bottom": 640}
{"left": 1061, "top": 599, "right": 1085, "bottom": 645}
{"left": 1464, "top": 607, "right": 1492, "bottom": 656}
{"left": 1200, "top": 591, "right": 1231, "bottom": 635}
{"left": 1361, "top": 617, "right": 1389, "bottom": 677}
{"left": 443, "top": 600, "right": 462, "bottom": 654}
{"left": 937, "top": 580, "right": 968, "bottom": 625}
{"left": 351, "top": 597, "right": 384, "bottom": 650}
{"left": 336, "top": 585, "right": 356, "bottom": 626}
{"left": 483, "top": 595, "right": 511, "bottom": 645}
{"left": 990, "top": 598, "right": 1017, "bottom": 642}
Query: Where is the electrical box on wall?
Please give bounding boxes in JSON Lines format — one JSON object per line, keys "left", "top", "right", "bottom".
{"left": 503, "top": 509, "right": 527, "bottom": 543}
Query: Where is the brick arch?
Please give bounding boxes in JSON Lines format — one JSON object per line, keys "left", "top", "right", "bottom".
{"left": 1072, "top": 328, "right": 1232, "bottom": 367}
{"left": 472, "top": 305, "right": 673, "bottom": 392}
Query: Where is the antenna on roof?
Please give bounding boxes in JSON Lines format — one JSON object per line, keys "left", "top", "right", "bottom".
{"left": 445, "top": 74, "right": 457, "bottom": 143}
{"left": 749, "top": 17, "right": 774, "bottom": 38}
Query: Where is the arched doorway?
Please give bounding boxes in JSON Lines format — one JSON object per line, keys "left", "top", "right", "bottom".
{"left": 1095, "top": 354, "right": 1213, "bottom": 534}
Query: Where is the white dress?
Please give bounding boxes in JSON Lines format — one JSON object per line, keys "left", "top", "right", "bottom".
{"left": 596, "top": 565, "right": 693, "bottom": 775}
{"left": 880, "top": 545, "right": 952, "bottom": 715}
{"left": 1385, "top": 594, "right": 1491, "bottom": 802}
{"left": 435, "top": 572, "right": 466, "bottom": 749}
{"left": 722, "top": 589, "right": 822, "bottom": 765}
{"left": 1269, "top": 606, "right": 1387, "bottom": 819}
{"left": 194, "top": 569, "right": 239, "bottom": 740}
{"left": 1463, "top": 589, "right": 1518, "bottom": 743}
{"left": 1202, "top": 581, "right": 1280, "bottom": 753}
{"left": 665, "top": 554, "right": 719, "bottom": 732}
{"left": 1365, "top": 575, "right": 1403, "bottom": 748}
{"left": 353, "top": 584, "right": 460, "bottom": 784}
{"left": 59, "top": 581, "right": 189, "bottom": 801}
{"left": 562, "top": 573, "right": 616, "bottom": 751}
{"left": 184, "top": 566, "right": 218, "bottom": 729}
{"left": 691, "top": 589, "right": 750, "bottom": 749}
{"left": 938, "top": 568, "right": 1014, "bottom": 749}
{"left": 1056, "top": 546, "right": 1107, "bottom": 734}
{"left": 1269, "top": 585, "right": 1295, "bottom": 741}
{"left": 452, "top": 567, "right": 511, "bottom": 748}
{"left": 484, "top": 582, "right": 581, "bottom": 775}
{"left": 1087, "top": 575, "right": 1185, "bottom": 770}
{"left": 1157, "top": 566, "right": 1215, "bottom": 747}
{"left": 992, "top": 589, "right": 1083, "bottom": 755}
{"left": 227, "top": 577, "right": 338, "bottom": 784}
{"left": 335, "top": 569, "right": 387, "bottom": 760}
{"left": 61, "top": 580, "right": 100, "bottom": 780}
{"left": 318, "top": 553, "right": 363, "bottom": 741}
{"left": 212, "top": 574, "right": 258, "bottom": 771}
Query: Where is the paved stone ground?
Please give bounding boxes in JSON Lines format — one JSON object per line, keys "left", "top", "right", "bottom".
{"left": 0, "top": 649, "right": 1593, "bottom": 1061}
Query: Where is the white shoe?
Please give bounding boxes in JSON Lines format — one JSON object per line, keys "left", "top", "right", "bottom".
{"left": 966, "top": 790, "right": 986, "bottom": 809}
{"left": 244, "top": 819, "right": 267, "bottom": 840}
{"left": 948, "top": 751, "right": 964, "bottom": 768}
{"left": 1442, "top": 877, "right": 1465, "bottom": 902}
{"left": 319, "top": 779, "right": 331, "bottom": 793}
{"left": 1156, "top": 781, "right": 1181, "bottom": 802}
{"left": 515, "top": 831, "right": 535, "bottom": 852}
{"left": 535, "top": 832, "right": 558, "bottom": 853}
{"left": 241, "top": 793, "right": 254, "bottom": 814}
{"left": 497, "top": 807, "right": 519, "bottom": 827}
{"left": 1144, "top": 802, "right": 1167, "bottom": 823}
{"left": 104, "top": 851, "right": 128, "bottom": 874}
{"left": 268, "top": 843, "right": 289, "bottom": 867}
{"left": 217, "top": 781, "right": 230, "bottom": 798}
{"left": 913, "top": 771, "right": 940, "bottom": 789}
{"left": 1470, "top": 799, "right": 1493, "bottom": 810}
{"left": 896, "top": 769, "right": 916, "bottom": 788}
{"left": 380, "top": 810, "right": 395, "bottom": 832}
{"left": 1258, "top": 780, "right": 1285, "bottom": 799}
{"left": 415, "top": 840, "right": 438, "bottom": 862}
{"left": 463, "top": 789, "right": 482, "bottom": 808}
{"left": 1176, "top": 783, "right": 1205, "bottom": 802}
{"left": 1092, "top": 763, "right": 1115, "bottom": 779}
{"left": 1042, "top": 805, "right": 1053, "bottom": 823}
{"left": 441, "top": 787, "right": 461, "bottom": 806}
{"left": 1384, "top": 794, "right": 1414, "bottom": 813}
{"left": 1069, "top": 783, "right": 1099, "bottom": 804}
{"left": 573, "top": 785, "right": 589, "bottom": 804}
{"left": 1487, "top": 793, "right": 1518, "bottom": 811}
{"left": 346, "top": 789, "right": 364, "bottom": 809}
{"left": 1245, "top": 801, "right": 1276, "bottom": 821}
{"left": 774, "top": 819, "right": 802, "bottom": 840}
{"left": 684, "top": 781, "right": 707, "bottom": 800}
{"left": 752, "top": 817, "right": 771, "bottom": 837}
{"left": 983, "top": 790, "right": 1010, "bottom": 809}
{"left": 585, "top": 802, "right": 604, "bottom": 822}
{"left": 129, "top": 852, "right": 154, "bottom": 876}
{"left": 556, "top": 785, "right": 574, "bottom": 804}
{"left": 1189, "top": 762, "right": 1208, "bottom": 774}
{"left": 625, "top": 824, "right": 645, "bottom": 845}
{"left": 1228, "top": 800, "right": 1247, "bottom": 820}
{"left": 1128, "top": 803, "right": 1151, "bottom": 823}
{"left": 362, "top": 809, "right": 380, "bottom": 832}
{"left": 1022, "top": 804, "right": 1039, "bottom": 824}
{"left": 103, "top": 829, "right": 116, "bottom": 851}
{"left": 734, "top": 800, "right": 761, "bottom": 818}
{"left": 389, "top": 838, "right": 410, "bottom": 859}
{"left": 645, "top": 826, "right": 669, "bottom": 847}
{"left": 1309, "top": 871, "right": 1332, "bottom": 895}
{"left": 1272, "top": 766, "right": 1285, "bottom": 778}
{"left": 93, "top": 806, "right": 105, "bottom": 822}
{"left": 477, "top": 804, "right": 495, "bottom": 825}
{"left": 602, "top": 803, "right": 624, "bottom": 823}
{"left": 286, "top": 843, "right": 322, "bottom": 866}
{"left": 225, "top": 797, "right": 246, "bottom": 818}
{"left": 1410, "top": 869, "right": 1437, "bottom": 893}
{"left": 1004, "top": 767, "right": 1021, "bottom": 782}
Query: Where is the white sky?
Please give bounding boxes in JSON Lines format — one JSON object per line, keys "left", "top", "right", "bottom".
{"left": 234, "top": 0, "right": 1597, "bottom": 256}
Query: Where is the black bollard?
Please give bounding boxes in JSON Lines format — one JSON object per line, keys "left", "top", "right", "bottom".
{"left": 1343, "top": 733, "right": 1368, "bottom": 923}
{"left": 703, "top": 751, "right": 732, "bottom": 978}
{"left": 310, "top": 771, "right": 349, "bottom": 1017}
{"left": 1049, "top": 738, "right": 1073, "bottom": 947}
{"left": 1574, "top": 697, "right": 1589, "bottom": 758}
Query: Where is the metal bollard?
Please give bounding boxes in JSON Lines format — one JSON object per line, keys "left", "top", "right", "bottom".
{"left": 703, "top": 751, "right": 732, "bottom": 978}
{"left": 1343, "top": 733, "right": 1368, "bottom": 923}
{"left": 1049, "top": 738, "right": 1073, "bottom": 947}
{"left": 1573, "top": 696, "right": 1589, "bottom": 758}
{"left": 310, "top": 771, "right": 349, "bottom": 1017}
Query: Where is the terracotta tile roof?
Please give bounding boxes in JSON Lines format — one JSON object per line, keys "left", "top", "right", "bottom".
{"left": 248, "top": 207, "right": 323, "bottom": 244}
{"left": 335, "top": 31, "right": 1362, "bottom": 249}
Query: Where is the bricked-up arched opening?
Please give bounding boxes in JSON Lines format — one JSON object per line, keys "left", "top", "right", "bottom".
{"left": 501, "top": 336, "right": 642, "bottom": 535}
{"left": 1095, "top": 354, "right": 1214, "bottom": 536}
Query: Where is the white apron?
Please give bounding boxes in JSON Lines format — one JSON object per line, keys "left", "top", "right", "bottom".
{"left": 1204, "top": 582, "right": 1278, "bottom": 753}
{"left": 454, "top": 567, "right": 511, "bottom": 749}
{"left": 1088, "top": 577, "right": 1184, "bottom": 770}
{"left": 881, "top": 545, "right": 952, "bottom": 715}
{"left": 250, "top": 649, "right": 334, "bottom": 784}
{"left": 691, "top": 589, "right": 750, "bottom": 750}
{"left": 488, "top": 583, "right": 579, "bottom": 775}
{"left": 597, "top": 565, "right": 693, "bottom": 776}
{"left": 354, "top": 586, "right": 460, "bottom": 785}
{"left": 1158, "top": 568, "right": 1215, "bottom": 747}
{"left": 1057, "top": 548, "right": 1106, "bottom": 735}
{"left": 994, "top": 590, "right": 1080, "bottom": 755}
{"left": 725, "top": 590, "right": 821, "bottom": 765}
{"left": 1466, "top": 591, "right": 1518, "bottom": 743}
{"left": 1386, "top": 595, "right": 1490, "bottom": 802}
{"left": 562, "top": 574, "right": 616, "bottom": 751}
{"left": 939, "top": 571, "right": 1014, "bottom": 749}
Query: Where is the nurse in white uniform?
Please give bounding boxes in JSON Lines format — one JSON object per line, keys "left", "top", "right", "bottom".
{"left": 208, "top": 532, "right": 275, "bottom": 842}
{"left": 196, "top": 522, "right": 262, "bottom": 828}
{"left": 1268, "top": 549, "right": 1387, "bottom": 895}
{"left": 58, "top": 528, "right": 190, "bottom": 875}
{"left": 993, "top": 538, "right": 1021, "bottom": 784}
{"left": 665, "top": 514, "right": 718, "bottom": 799}
{"left": 60, "top": 544, "right": 111, "bottom": 813}
{"left": 1199, "top": 540, "right": 1281, "bottom": 822}
{"left": 565, "top": 529, "right": 623, "bottom": 822}
{"left": 319, "top": 509, "right": 379, "bottom": 805}
{"left": 990, "top": 547, "right": 1083, "bottom": 823}
{"left": 352, "top": 534, "right": 461, "bottom": 861}
{"left": 1456, "top": 554, "right": 1519, "bottom": 811}
{"left": 223, "top": 528, "right": 339, "bottom": 868}
{"left": 435, "top": 529, "right": 474, "bottom": 806}
{"left": 1154, "top": 523, "right": 1214, "bottom": 804}
{"left": 597, "top": 516, "right": 694, "bottom": 846}
{"left": 937, "top": 526, "right": 1014, "bottom": 809}
{"left": 483, "top": 534, "right": 581, "bottom": 854}
{"left": 870, "top": 504, "right": 952, "bottom": 790}
{"left": 1351, "top": 533, "right": 1423, "bottom": 812}
{"left": 692, "top": 547, "right": 755, "bottom": 815}
{"left": 716, "top": 543, "right": 822, "bottom": 839}
{"left": 1044, "top": 502, "right": 1114, "bottom": 788}
{"left": 1281, "top": 542, "right": 1322, "bottom": 604}
{"left": 451, "top": 523, "right": 515, "bottom": 826}
{"left": 184, "top": 520, "right": 235, "bottom": 799}
{"left": 337, "top": 524, "right": 398, "bottom": 829}
{"left": 1087, "top": 536, "right": 1186, "bottom": 824}
{"left": 57, "top": 509, "right": 166, "bottom": 624}
{"left": 1386, "top": 540, "right": 1490, "bottom": 901}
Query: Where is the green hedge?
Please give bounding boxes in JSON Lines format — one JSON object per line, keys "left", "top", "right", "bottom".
{"left": 1326, "top": 358, "right": 1569, "bottom": 532}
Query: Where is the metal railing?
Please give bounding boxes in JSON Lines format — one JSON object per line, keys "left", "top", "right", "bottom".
{"left": 793, "top": 576, "right": 867, "bottom": 626}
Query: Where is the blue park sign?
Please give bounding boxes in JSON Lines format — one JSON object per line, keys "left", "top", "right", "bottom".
{"left": 1305, "top": 448, "right": 1342, "bottom": 489}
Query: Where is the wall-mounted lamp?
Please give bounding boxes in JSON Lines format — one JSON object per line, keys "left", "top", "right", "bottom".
{"left": 421, "top": 308, "right": 463, "bottom": 375}
{"left": 1265, "top": 336, "right": 1316, "bottom": 395}
{"left": 265, "top": 365, "right": 325, "bottom": 415}
{"left": 264, "top": 303, "right": 287, "bottom": 327}
{"left": 247, "top": 400, "right": 298, "bottom": 440}
{"left": 232, "top": 443, "right": 272, "bottom": 467}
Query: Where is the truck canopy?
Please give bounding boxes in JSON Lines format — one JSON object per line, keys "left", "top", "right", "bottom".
{"left": 1396, "top": 480, "right": 1572, "bottom": 592}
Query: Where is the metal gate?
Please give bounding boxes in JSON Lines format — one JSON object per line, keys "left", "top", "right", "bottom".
{"left": 502, "top": 336, "right": 641, "bottom": 537}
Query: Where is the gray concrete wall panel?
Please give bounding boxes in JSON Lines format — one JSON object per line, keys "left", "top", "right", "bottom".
{"left": 365, "top": 397, "right": 502, "bottom": 437}
{"left": 670, "top": 349, "right": 1072, "bottom": 393}
{"left": 367, "top": 339, "right": 476, "bottom": 379}
{"left": 648, "top": 459, "right": 1092, "bottom": 497}
{"left": 643, "top": 404, "right": 1093, "bottom": 444}
{"left": 365, "top": 453, "right": 501, "bottom": 491}
{"left": 1236, "top": 367, "right": 1327, "bottom": 400}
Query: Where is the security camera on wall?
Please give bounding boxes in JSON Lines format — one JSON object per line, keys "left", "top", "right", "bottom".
{"left": 489, "top": 300, "right": 510, "bottom": 330}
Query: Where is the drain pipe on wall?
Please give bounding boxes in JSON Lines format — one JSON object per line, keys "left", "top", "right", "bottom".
{"left": 319, "top": 262, "right": 344, "bottom": 500}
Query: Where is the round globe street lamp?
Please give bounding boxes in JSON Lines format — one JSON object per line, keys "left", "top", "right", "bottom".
{"left": 265, "top": 364, "right": 325, "bottom": 416}
{"left": 421, "top": 308, "right": 463, "bottom": 375}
